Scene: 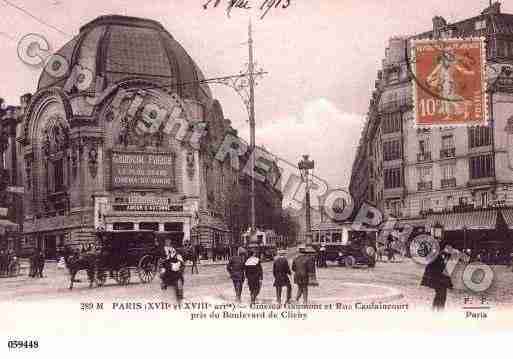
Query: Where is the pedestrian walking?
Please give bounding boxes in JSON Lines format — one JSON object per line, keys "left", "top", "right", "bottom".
{"left": 319, "top": 245, "right": 327, "bottom": 267}
{"left": 36, "top": 249, "right": 45, "bottom": 278}
{"left": 0, "top": 249, "right": 7, "bottom": 276}
{"left": 28, "top": 249, "right": 38, "bottom": 277}
{"left": 191, "top": 245, "right": 199, "bottom": 275}
{"left": 160, "top": 244, "right": 185, "bottom": 304}
{"left": 244, "top": 250, "right": 263, "bottom": 304}
{"left": 292, "top": 246, "right": 315, "bottom": 304}
{"left": 421, "top": 241, "right": 453, "bottom": 311}
{"left": 227, "top": 248, "right": 246, "bottom": 302}
{"left": 273, "top": 249, "right": 292, "bottom": 305}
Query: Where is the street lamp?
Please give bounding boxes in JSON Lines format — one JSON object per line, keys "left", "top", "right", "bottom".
{"left": 298, "top": 154, "right": 318, "bottom": 286}
{"left": 298, "top": 155, "right": 315, "bottom": 242}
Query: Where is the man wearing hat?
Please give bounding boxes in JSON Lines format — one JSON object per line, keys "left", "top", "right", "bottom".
{"left": 292, "top": 245, "right": 315, "bottom": 304}
{"left": 420, "top": 240, "right": 453, "bottom": 311}
{"left": 273, "top": 249, "right": 292, "bottom": 305}
{"left": 160, "top": 241, "right": 185, "bottom": 303}
{"left": 227, "top": 247, "right": 246, "bottom": 302}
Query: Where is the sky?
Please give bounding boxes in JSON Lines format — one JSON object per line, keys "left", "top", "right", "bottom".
{"left": 0, "top": 0, "right": 512, "bottom": 190}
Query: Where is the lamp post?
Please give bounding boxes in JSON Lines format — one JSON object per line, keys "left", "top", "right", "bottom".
{"left": 298, "top": 154, "right": 318, "bottom": 286}
{"left": 298, "top": 155, "right": 315, "bottom": 243}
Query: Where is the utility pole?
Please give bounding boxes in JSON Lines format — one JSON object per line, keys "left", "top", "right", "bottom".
{"left": 248, "top": 19, "right": 256, "bottom": 231}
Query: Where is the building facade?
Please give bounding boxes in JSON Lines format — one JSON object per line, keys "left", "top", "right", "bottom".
{"left": 0, "top": 15, "right": 283, "bottom": 258}
{"left": 349, "top": 2, "right": 513, "bottom": 252}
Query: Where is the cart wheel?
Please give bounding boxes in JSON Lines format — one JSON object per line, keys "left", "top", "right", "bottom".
{"left": 137, "top": 255, "right": 156, "bottom": 283}
{"left": 345, "top": 256, "right": 356, "bottom": 268}
{"left": 116, "top": 267, "right": 131, "bottom": 286}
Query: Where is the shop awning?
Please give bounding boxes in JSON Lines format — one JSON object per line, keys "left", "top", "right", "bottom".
{"left": 426, "top": 210, "right": 497, "bottom": 231}
{"left": 0, "top": 219, "right": 18, "bottom": 228}
{"left": 501, "top": 209, "right": 513, "bottom": 229}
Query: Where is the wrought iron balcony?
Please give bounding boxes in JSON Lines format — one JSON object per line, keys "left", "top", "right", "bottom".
{"left": 417, "top": 181, "right": 433, "bottom": 191}
{"left": 417, "top": 152, "right": 432, "bottom": 162}
{"left": 440, "top": 148, "right": 456, "bottom": 159}
{"left": 441, "top": 178, "right": 456, "bottom": 188}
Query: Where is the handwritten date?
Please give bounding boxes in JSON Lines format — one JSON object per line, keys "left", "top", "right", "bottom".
{"left": 203, "top": 0, "right": 291, "bottom": 19}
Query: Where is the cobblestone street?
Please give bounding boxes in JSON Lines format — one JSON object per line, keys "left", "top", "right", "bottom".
{"left": 2, "top": 257, "right": 513, "bottom": 311}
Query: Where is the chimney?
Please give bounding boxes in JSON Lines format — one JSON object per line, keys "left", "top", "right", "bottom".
{"left": 482, "top": 1, "right": 501, "bottom": 15}
{"left": 432, "top": 16, "right": 447, "bottom": 38}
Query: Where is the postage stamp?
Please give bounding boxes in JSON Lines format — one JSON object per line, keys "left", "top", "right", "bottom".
{"left": 411, "top": 37, "right": 488, "bottom": 127}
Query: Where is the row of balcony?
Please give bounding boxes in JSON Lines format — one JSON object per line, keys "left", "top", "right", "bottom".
{"left": 417, "top": 178, "right": 457, "bottom": 191}
{"left": 417, "top": 148, "right": 456, "bottom": 162}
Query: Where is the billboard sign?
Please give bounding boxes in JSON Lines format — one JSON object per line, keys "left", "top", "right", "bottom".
{"left": 111, "top": 151, "right": 175, "bottom": 190}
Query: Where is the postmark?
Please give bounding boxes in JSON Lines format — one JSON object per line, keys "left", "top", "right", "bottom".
{"left": 411, "top": 37, "right": 488, "bottom": 127}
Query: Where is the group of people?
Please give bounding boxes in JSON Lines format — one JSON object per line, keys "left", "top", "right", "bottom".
{"left": 0, "top": 248, "right": 17, "bottom": 276}
{"left": 226, "top": 245, "right": 316, "bottom": 305}
{"left": 28, "top": 249, "right": 45, "bottom": 278}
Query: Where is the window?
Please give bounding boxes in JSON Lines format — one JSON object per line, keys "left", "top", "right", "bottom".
{"left": 382, "top": 113, "right": 401, "bottom": 134}
{"left": 418, "top": 137, "right": 431, "bottom": 161}
{"left": 417, "top": 166, "right": 432, "bottom": 181}
{"left": 440, "top": 135, "right": 455, "bottom": 158}
{"left": 113, "top": 222, "right": 134, "bottom": 231}
{"left": 332, "top": 232, "right": 342, "bottom": 243}
{"left": 441, "top": 135, "right": 454, "bottom": 150}
{"left": 139, "top": 222, "right": 159, "bottom": 231}
{"left": 384, "top": 167, "right": 402, "bottom": 189}
{"left": 420, "top": 198, "right": 431, "bottom": 212}
{"left": 419, "top": 138, "right": 430, "bottom": 154}
{"left": 383, "top": 140, "right": 401, "bottom": 161}
{"left": 417, "top": 166, "right": 432, "bottom": 191}
{"left": 441, "top": 163, "right": 455, "bottom": 179}
{"left": 164, "top": 222, "right": 184, "bottom": 232}
{"left": 446, "top": 196, "right": 454, "bottom": 209}
{"left": 390, "top": 201, "right": 402, "bottom": 217}
{"left": 478, "top": 192, "right": 489, "bottom": 208}
{"left": 441, "top": 163, "right": 456, "bottom": 188}
{"left": 469, "top": 154, "right": 495, "bottom": 179}
{"left": 469, "top": 126, "right": 492, "bottom": 148}
{"left": 54, "top": 159, "right": 64, "bottom": 192}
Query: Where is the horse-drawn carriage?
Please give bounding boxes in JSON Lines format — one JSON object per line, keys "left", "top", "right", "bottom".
{"left": 95, "top": 230, "right": 164, "bottom": 286}
{"left": 67, "top": 230, "right": 166, "bottom": 289}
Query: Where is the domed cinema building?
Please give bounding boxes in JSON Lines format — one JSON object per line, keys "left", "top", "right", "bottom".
{"left": 8, "top": 15, "right": 283, "bottom": 258}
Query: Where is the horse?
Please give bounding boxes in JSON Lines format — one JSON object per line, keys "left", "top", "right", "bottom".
{"left": 64, "top": 251, "right": 98, "bottom": 290}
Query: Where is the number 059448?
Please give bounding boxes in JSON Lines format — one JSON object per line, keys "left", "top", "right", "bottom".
{"left": 7, "top": 340, "right": 39, "bottom": 350}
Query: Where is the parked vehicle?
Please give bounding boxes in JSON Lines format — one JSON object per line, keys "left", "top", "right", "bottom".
{"left": 310, "top": 222, "right": 377, "bottom": 268}
{"left": 242, "top": 228, "right": 280, "bottom": 261}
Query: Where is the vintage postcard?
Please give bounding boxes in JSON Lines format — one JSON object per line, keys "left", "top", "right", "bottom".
{"left": 1, "top": 0, "right": 513, "bottom": 356}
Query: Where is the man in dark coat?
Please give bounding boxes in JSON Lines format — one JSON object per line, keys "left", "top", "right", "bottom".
{"left": 292, "top": 246, "right": 315, "bottom": 304}
{"left": 160, "top": 245, "right": 185, "bottom": 303}
{"left": 35, "top": 249, "right": 45, "bottom": 278}
{"left": 244, "top": 250, "right": 263, "bottom": 304}
{"left": 421, "top": 241, "right": 453, "bottom": 311}
{"left": 273, "top": 250, "right": 292, "bottom": 305}
{"left": 227, "top": 248, "right": 246, "bottom": 302}
{"left": 0, "top": 249, "right": 6, "bottom": 276}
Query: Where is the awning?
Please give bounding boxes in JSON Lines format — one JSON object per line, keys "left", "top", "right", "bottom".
{"left": 0, "top": 219, "right": 18, "bottom": 228}
{"left": 502, "top": 209, "right": 513, "bottom": 229}
{"left": 425, "top": 210, "right": 497, "bottom": 231}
